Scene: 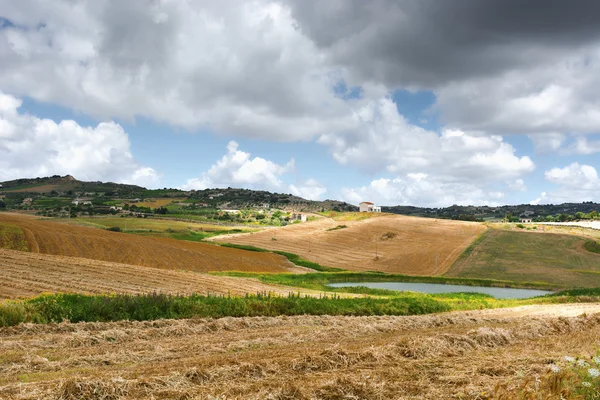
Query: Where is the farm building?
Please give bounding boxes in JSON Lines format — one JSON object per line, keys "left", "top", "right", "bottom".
{"left": 292, "top": 213, "right": 307, "bottom": 222}
{"left": 359, "top": 202, "right": 381, "bottom": 213}
{"left": 519, "top": 218, "right": 532, "bottom": 223}
{"left": 22, "top": 198, "right": 33, "bottom": 205}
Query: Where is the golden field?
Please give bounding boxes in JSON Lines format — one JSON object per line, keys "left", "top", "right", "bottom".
{"left": 0, "top": 248, "right": 318, "bottom": 300}
{"left": 0, "top": 213, "right": 301, "bottom": 274}
{"left": 1, "top": 305, "right": 600, "bottom": 399}
{"left": 212, "top": 214, "right": 486, "bottom": 275}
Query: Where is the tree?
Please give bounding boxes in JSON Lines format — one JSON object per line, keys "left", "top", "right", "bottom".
{"left": 0, "top": 200, "right": 5, "bottom": 209}
{"left": 575, "top": 212, "right": 586, "bottom": 220}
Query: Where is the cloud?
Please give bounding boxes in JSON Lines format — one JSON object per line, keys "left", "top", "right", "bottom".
{"left": 530, "top": 192, "right": 547, "bottom": 205}
{"left": 340, "top": 175, "right": 505, "bottom": 207}
{"left": 0, "top": 92, "right": 159, "bottom": 187}
{"left": 182, "top": 141, "right": 327, "bottom": 199}
{"left": 319, "top": 97, "right": 534, "bottom": 184}
{"left": 289, "top": 179, "right": 327, "bottom": 200}
{"left": 542, "top": 163, "right": 600, "bottom": 202}
{"left": 0, "top": 0, "right": 357, "bottom": 141}
{"left": 182, "top": 141, "right": 294, "bottom": 190}
{"left": 287, "top": 0, "right": 600, "bottom": 88}
{"left": 508, "top": 179, "right": 527, "bottom": 192}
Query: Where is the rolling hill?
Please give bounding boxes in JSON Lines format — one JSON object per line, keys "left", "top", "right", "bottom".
{"left": 446, "top": 228, "right": 600, "bottom": 288}
{"left": 211, "top": 213, "right": 486, "bottom": 274}
{"left": 0, "top": 248, "right": 318, "bottom": 300}
{"left": 0, "top": 213, "right": 303, "bottom": 274}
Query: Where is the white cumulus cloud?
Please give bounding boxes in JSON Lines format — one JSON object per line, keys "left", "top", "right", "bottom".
{"left": 0, "top": 92, "right": 159, "bottom": 187}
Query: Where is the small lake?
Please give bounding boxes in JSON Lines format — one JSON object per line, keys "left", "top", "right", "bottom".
{"left": 328, "top": 282, "right": 553, "bottom": 299}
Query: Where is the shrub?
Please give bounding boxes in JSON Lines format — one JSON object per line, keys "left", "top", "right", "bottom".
{"left": 516, "top": 224, "right": 525, "bottom": 229}
{"left": 106, "top": 226, "right": 122, "bottom": 232}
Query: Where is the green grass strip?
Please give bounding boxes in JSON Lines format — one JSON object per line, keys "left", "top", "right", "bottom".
{"left": 0, "top": 292, "right": 452, "bottom": 327}
{"left": 219, "top": 243, "right": 344, "bottom": 272}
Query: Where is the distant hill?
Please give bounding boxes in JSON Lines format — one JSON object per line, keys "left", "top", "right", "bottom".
{"left": 0, "top": 175, "right": 357, "bottom": 212}
{"left": 383, "top": 202, "right": 600, "bottom": 222}
{"left": 0, "top": 175, "right": 146, "bottom": 197}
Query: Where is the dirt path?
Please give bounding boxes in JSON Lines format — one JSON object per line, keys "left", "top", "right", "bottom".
{"left": 1, "top": 303, "right": 599, "bottom": 399}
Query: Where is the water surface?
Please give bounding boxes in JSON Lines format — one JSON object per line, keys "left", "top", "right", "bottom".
{"left": 328, "top": 282, "right": 552, "bottom": 299}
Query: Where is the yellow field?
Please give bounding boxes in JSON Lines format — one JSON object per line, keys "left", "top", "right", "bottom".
{"left": 0, "top": 248, "right": 316, "bottom": 300}
{"left": 1, "top": 305, "right": 599, "bottom": 399}
{"left": 212, "top": 214, "right": 486, "bottom": 274}
{"left": 0, "top": 213, "right": 301, "bottom": 274}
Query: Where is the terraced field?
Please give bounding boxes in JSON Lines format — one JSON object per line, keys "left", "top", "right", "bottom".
{"left": 0, "top": 249, "right": 316, "bottom": 300}
{"left": 212, "top": 214, "right": 486, "bottom": 275}
{"left": 0, "top": 213, "right": 301, "bottom": 274}
{"left": 1, "top": 305, "right": 600, "bottom": 399}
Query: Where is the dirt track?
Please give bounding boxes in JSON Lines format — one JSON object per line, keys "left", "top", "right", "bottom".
{"left": 0, "top": 213, "right": 302, "bottom": 274}
{"left": 212, "top": 214, "right": 486, "bottom": 274}
{"left": 1, "top": 303, "right": 599, "bottom": 399}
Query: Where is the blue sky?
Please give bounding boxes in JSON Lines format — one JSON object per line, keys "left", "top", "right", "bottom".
{"left": 2, "top": 1, "right": 600, "bottom": 207}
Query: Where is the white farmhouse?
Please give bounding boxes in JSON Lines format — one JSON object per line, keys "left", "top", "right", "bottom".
{"left": 359, "top": 202, "right": 381, "bottom": 212}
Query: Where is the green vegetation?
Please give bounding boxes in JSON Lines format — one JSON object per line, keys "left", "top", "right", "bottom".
{"left": 219, "top": 243, "right": 344, "bottom": 272}
{"left": 446, "top": 229, "right": 600, "bottom": 288}
{"left": 2, "top": 287, "right": 598, "bottom": 328}
{"left": 0, "top": 292, "right": 452, "bottom": 327}
{"left": 327, "top": 224, "right": 348, "bottom": 231}
{"left": 0, "top": 223, "right": 29, "bottom": 251}
{"left": 214, "top": 271, "right": 562, "bottom": 292}
{"left": 584, "top": 240, "right": 600, "bottom": 254}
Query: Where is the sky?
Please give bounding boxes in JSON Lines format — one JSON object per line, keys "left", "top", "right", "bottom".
{"left": 1, "top": 0, "right": 600, "bottom": 207}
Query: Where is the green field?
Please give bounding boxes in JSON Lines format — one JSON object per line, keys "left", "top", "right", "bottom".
{"left": 445, "top": 229, "right": 600, "bottom": 288}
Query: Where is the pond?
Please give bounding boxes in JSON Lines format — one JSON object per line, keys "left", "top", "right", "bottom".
{"left": 327, "top": 282, "right": 553, "bottom": 299}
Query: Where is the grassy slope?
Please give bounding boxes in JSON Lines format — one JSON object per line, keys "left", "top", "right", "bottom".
{"left": 445, "top": 228, "right": 600, "bottom": 288}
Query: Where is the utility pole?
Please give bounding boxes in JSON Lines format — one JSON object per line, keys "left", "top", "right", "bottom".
{"left": 435, "top": 253, "right": 439, "bottom": 274}
{"left": 308, "top": 235, "right": 311, "bottom": 252}
{"left": 375, "top": 238, "right": 378, "bottom": 260}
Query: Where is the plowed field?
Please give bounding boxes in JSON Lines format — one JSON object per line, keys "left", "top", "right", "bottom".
{"left": 212, "top": 214, "right": 486, "bottom": 274}
{"left": 1, "top": 305, "right": 600, "bottom": 399}
{"left": 0, "top": 213, "right": 301, "bottom": 274}
{"left": 0, "top": 248, "right": 318, "bottom": 300}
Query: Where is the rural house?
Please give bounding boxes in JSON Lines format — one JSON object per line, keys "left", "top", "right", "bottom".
{"left": 359, "top": 202, "right": 381, "bottom": 213}
{"left": 292, "top": 213, "right": 307, "bottom": 222}
{"left": 519, "top": 218, "right": 532, "bottom": 223}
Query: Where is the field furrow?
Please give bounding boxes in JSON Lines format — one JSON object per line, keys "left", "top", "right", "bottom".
{"left": 0, "top": 249, "right": 319, "bottom": 299}
{"left": 0, "top": 213, "right": 304, "bottom": 274}
{"left": 212, "top": 214, "right": 486, "bottom": 274}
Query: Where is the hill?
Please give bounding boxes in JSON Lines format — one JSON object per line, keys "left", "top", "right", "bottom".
{"left": 384, "top": 202, "right": 600, "bottom": 222}
{"left": 0, "top": 248, "right": 317, "bottom": 300}
{"left": 0, "top": 175, "right": 356, "bottom": 213}
{"left": 0, "top": 213, "right": 303, "bottom": 274}
{"left": 446, "top": 228, "right": 600, "bottom": 288}
{"left": 211, "top": 213, "right": 486, "bottom": 274}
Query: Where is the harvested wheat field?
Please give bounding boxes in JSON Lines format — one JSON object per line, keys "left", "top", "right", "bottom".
{"left": 0, "top": 248, "right": 319, "bottom": 300}
{"left": 1, "top": 304, "right": 600, "bottom": 399}
{"left": 212, "top": 214, "right": 486, "bottom": 274}
{"left": 0, "top": 213, "right": 303, "bottom": 274}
